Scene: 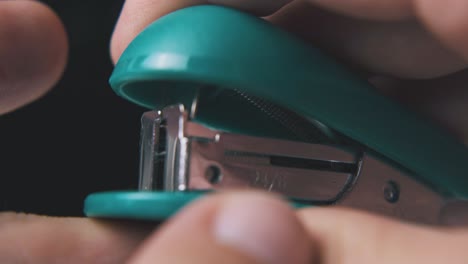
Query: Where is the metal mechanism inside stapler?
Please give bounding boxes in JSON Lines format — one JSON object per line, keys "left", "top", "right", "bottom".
{"left": 136, "top": 104, "right": 466, "bottom": 225}
{"left": 139, "top": 104, "right": 359, "bottom": 202}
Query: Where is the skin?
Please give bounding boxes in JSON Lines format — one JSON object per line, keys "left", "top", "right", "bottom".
{"left": 1, "top": 0, "right": 468, "bottom": 263}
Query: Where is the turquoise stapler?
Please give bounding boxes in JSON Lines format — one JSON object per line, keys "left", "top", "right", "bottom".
{"left": 84, "top": 5, "right": 468, "bottom": 225}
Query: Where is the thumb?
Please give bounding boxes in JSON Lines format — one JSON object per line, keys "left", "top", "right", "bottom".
{"left": 0, "top": 0, "right": 67, "bottom": 115}
{"left": 129, "top": 192, "right": 314, "bottom": 264}
{"left": 298, "top": 208, "right": 468, "bottom": 263}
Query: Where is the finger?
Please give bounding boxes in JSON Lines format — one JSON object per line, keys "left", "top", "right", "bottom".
{"left": 267, "top": 1, "right": 467, "bottom": 79}
{"left": 129, "top": 192, "right": 314, "bottom": 264}
{"left": 0, "top": 0, "right": 67, "bottom": 115}
{"left": 208, "top": 0, "right": 291, "bottom": 15}
{"left": 300, "top": 0, "right": 468, "bottom": 61}
{"left": 415, "top": 0, "right": 468, "bottom": 60}
{"left": 305, "top": 0, "right": 413, "bottom": 20}
{"left": 299, "top": 0, "right": 468, "bottom": 60}
{"left": 370, "top": 71, "right": 468, "bottom": 145}
{"left": 298, "top": 208, "right": 468, "bottom": 264}
{"left": 110, "top": 0, "right": 291, "bottom": 63}
{"left": 0, "top": 212, "right": 152, "bottom": 264}
{"left": 110, "top": 0, "right": 205, "bottom": 63}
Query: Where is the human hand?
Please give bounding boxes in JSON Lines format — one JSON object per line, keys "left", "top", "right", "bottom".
{"left": 128, "top": 192, "right": 468, "bottom": 264}
{"left": 3, "top": 0, "right": 468, "bottom": 263}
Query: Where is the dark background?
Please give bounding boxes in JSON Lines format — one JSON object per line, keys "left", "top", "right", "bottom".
{"left": 0, "top": 0, "right": 143, "bottom": 216}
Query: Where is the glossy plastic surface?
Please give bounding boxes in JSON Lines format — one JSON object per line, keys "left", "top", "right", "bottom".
{"left": 84, "top": 191, "right": 308, "bottom": 220}
{"left": 109, "top": 5, "right": 468, "bottom": 197}
{"left": 85, "top": 191, "right": 204, "bottom": 220}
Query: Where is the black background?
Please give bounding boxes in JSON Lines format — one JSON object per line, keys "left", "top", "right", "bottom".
{"left": 0, "top": 0, "right": 143, "bottom": 216}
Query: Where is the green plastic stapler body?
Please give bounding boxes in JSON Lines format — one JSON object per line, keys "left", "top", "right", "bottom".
{"left": 84, "top": 5, "right": 468, "bottom": 225}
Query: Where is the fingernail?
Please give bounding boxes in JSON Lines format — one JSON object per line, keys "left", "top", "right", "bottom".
{"left": 213, "top": 193, "right": 310, "bottom": 264}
